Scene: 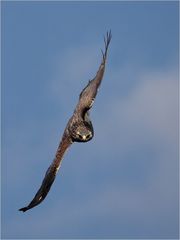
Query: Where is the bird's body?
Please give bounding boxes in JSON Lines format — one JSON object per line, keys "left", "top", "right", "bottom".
{"left": 19, "top": 31, "right": 112, "bottom": 212}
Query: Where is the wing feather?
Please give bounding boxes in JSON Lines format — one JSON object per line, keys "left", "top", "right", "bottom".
{"left": 19, "top": 31, "right": 112, "bottom": 212}
{"left": 75, "top": 30, "right": 112, "bottom": 116}
{"left": 19, "top": 135, "right": 72, "bottom": 212}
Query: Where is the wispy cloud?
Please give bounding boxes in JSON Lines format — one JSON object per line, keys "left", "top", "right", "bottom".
{"left": 95, "top": 69, "right": 178, "bottom": 153}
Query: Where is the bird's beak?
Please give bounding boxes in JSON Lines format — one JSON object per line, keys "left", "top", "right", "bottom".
{"left": 82, "top": 135, "right": 86, "bottom": 140}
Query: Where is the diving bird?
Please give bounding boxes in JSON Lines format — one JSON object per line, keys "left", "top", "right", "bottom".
{"left": 19, "top": 31, "right": 112, "bottom": 212}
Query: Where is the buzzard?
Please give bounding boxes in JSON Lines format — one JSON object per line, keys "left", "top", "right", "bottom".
{"left": 19, "top": 31, "right": 112, "bottom": 212}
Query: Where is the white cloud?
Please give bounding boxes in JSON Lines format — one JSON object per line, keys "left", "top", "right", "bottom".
{"left": 94, "top": 69, "right": 178, "bottom": 154}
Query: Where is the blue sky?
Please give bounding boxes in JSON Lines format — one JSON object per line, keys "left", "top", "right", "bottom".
{"left": 1, "top": 1, "right": 179, "bottom": 239}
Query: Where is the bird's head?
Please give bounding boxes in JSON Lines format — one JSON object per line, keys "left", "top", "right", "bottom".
{"left": 71, "top": 122, "right": 93, "bottom": 143}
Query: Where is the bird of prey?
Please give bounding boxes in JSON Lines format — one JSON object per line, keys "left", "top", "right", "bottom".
{"left": 19, "top": 31, "right": 112, "bottom": 212}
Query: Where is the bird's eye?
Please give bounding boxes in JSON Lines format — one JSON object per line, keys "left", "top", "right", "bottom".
{"left": 76, "top": 131, "right": 92, "bottom": 141}
{"left": 77, "top": 133, "right": 83, "bottom": 139}
{"left": 86, "top": 133, "right": 91, "bottom": 139}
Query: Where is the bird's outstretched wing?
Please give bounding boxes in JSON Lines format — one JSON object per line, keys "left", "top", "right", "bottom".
{"left": 19, "top": 134, "right": 72, "bottom": 212}
{"left": 19, "top": 31, "right": 112, "bottom": 212}
{"left": 75, "top": 30, "right": 112, "bottom": 118}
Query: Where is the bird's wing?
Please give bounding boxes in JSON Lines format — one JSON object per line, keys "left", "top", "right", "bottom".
{"left": 75, "top": 30, "right": 112, "bottom": 118}
{"left": 19, "top": 134, "right": 72, "bottom": 212}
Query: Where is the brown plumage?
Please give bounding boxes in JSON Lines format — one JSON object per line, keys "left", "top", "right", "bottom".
{"left": 19, "top": 31, "right": 112, "bottom": 212}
